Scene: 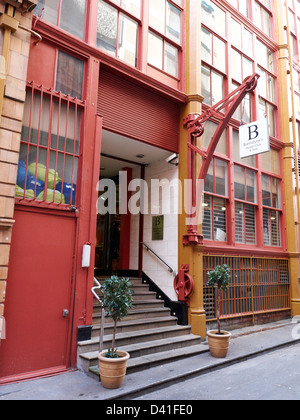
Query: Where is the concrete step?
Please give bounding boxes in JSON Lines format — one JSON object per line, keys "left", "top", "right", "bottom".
{"left": 92, "top": 307, "right": 171, "bottom": 323}
{"left": 91, "top": 316, "right": 178, "bottom": 337}
{"left": 77, "top": 324, "right": 193, "bottom": 354}
{"left": 88, "top": 343, "right": 207, "bottom": 377}
{"left": 78, "top": 334, "right": 203, "bottom": 374}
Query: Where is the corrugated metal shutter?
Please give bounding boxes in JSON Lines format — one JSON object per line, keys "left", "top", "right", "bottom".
{"left": 97, "top": 70, "right": 180, "bottom": 153}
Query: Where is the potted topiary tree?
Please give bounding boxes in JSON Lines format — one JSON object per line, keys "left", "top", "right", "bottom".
{"left": 98, "top": 275, "right": 133, "bottom": 389}
{"left": 207, "top": 264, "right": 231, "bottom": 358}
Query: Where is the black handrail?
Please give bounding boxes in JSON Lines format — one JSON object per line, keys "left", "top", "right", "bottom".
{"left": 141, "top": 242, "right": 177, "bottom": 276}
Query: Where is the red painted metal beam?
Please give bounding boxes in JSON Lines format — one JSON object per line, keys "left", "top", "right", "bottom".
{"left": 183, "top": 73, "right": 260, "bottom": 246}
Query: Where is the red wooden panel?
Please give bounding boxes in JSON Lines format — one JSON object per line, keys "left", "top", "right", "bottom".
{"left": 97, "top": 70, "right": 180, "bottom": 153}
{"left": 0, "top": 208, "right": 76, "bottom": 380}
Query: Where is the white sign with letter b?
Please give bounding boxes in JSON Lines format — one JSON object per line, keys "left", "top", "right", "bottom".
{"left": 239, "top": 117, "right": 270, "bottom": 159}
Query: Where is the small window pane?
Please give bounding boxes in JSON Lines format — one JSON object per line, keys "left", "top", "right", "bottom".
{"left": 231, "top": 49, "right": 242, "bottom": 82}
{"left": 215, "top": 159, "right": 227, "bottom": 196}
{"left": 246, "top": 170, "right": 257, "bottom": 203}
{"left": 97, "top": 0, "right": 118, "bottom": 55}
{"left": 271, "top": 211, "right": 281, "bottom": 246}
{"left": 149, "top": 0, "right": 165, "bottom": 33}
{"left": 204, "top": 161, "right": 214, "bottom": 193}
{"left": 203, "top": 195, "right": 212, "bottom": 240}
{"left": 211, "top": 71, "right": 224, "bottom": 105}
{"left": 201, "top": 65, "right": 211, "bottom": 105}
{"left": 214, "top": 37, "right": 226, "bottom": 73}
{"left": 201, "top": 28, "right": 212, "bottom": 65}
{"left": 272, "top": 178, "right": 281, "bottom": 209}
{"left": 165, "top": 42, "right": 178, "bottom": 77}
{"left": 201, "top": 0, "right": 226, "bottom": 38}
{"left": 262, "top": 174, "right": 271, "bottom": 206}
{"left": 34, "top": 0, "right": 59, "bottom": 25}
{"left": 148, "top": 32, "right": 163, "bottom": 69}
{"left": 60, "top": 0, "right": 86, "bottom": 39}
{"left": 166, "top": 3, "right": 181, "bottom": 43}
{"left": 56, "top": 51, "right": 84, "bottom": 99}
{"left": 118, "top": 14, "right": 138, "bottom": 67}
{"left": 234, "top": 165, "right": 245, "bottom": 200}
{"left": 214, "top": 197, "right": 227, "bottom": 241}
{"left": 122, "top": 0, "right": 141, "bottom": 18}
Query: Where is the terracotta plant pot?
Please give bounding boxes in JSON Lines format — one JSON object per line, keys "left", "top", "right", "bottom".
{"left": 98, "top": 350, "right": 130, "bottom": 389}
{"left": 207, "top": 330, "right": 231, "bottom": 358}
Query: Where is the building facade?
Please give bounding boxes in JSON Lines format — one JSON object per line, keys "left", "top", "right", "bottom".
{"left": 0, "top": 0, "right": 300, "bottom": 383}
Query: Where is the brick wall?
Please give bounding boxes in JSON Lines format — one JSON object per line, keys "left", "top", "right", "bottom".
{"left": 0, "top": 0, "right": 37, "bottom": 324}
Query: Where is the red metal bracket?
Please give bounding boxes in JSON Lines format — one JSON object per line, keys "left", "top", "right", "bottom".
{"left": 183, "top": 73, "right": 260, "bottom": 246}
{"left": 174, "top": 265, "right": 194, "bottom": 304}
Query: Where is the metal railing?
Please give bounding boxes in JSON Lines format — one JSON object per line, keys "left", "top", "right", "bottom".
{"left": 141, "top": 242, "right": 177, "bottom": 276}
{"left": 91, "top": 277, "right": 105, "bottom": 352}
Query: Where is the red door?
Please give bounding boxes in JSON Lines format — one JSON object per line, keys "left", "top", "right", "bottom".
{"left": 0, "top": 207, "right": 76, "bottom": 382}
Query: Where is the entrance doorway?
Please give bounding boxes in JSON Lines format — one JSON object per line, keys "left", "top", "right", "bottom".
{"left": 95, "top": 176, "right": 121, "bottom": 273}
{"left": 95, "top": 130, "right": 175, "bottom": 276}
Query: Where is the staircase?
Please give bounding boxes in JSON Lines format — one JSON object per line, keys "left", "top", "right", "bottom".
{"left": 77, "top": 277, "right": 204, "bottom": 378}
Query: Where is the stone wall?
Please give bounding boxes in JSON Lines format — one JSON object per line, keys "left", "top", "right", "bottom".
{"left": 0, "top": 0, "right": 37, "bottom": 328}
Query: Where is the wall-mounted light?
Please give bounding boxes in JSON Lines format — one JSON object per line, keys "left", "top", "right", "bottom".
{"left": 166, "top": 153, "right": 179, "bottom": 166}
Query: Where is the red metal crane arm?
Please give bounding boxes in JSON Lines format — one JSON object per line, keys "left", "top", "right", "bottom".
{"left": 182, "top": 73, "right": 260, "bottom": 246}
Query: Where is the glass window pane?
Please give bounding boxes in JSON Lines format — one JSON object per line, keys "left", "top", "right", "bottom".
{"left": 234, "top": 165, "right": 245, "bottom": 200}
{"left": 211, "top": 71, "right": 224, "bottom": 105}
{"left": 243, "top": 57, "right": 253, "bottom": 79}
{"left": 204, "top": 161, "right": 214, "bottom": 193}
{"left": 34, "top": 0, "right": 59, "bottom": 25}
{"left": 215, "top": 159, "right": 227, "bottom": 196}
{"left": 122, "top": 0, "right": 141, "bottom": 18}
{"left": 271, "top": 210, "right": 281, "bottom": 246}
{"left": 231, "top": 49, "right": 242, "bottom": 82}
{"left": 118, "top": 14, "right": 138, "bottom": 67}
{"left": 166, "top": 3, "right": 181, "bottom": 43}
{"left": 97, "top": 0, "right": 118, "bottom": 55}
{"left": 201, "top": 120, "right": 227, "bottom": 155}
{"left": 203, "top": 195, "right": 212, "bottom": 240}
{"left": 56, "top": 51, "right": 84, "bottom": 99}
{"left": 263, "top": 208, "right": 271, "bottom": 245}
{"left": 214, "top": 37, "right": 226, "bottom": 73}
{"left": 260, "top": 148, "right": 280, "bottom": 175}
{"left": 60, "top": 0, "right": 86, "bottom": 39}
{"left": 201, "top": 0, "right": 226, "bottom": 38}
{"left": 262, "top": 174, "right": 271, "bottom": 206}
{"left": 201, "top": 65, "right": 211, "bottom": 105}
{"left": 245, "top": 204, "right": 256, "bottom": 244}
{"left": 214, "top": 197, "right": 227, "bottom": 241}
{"left": 272, "top": 178, "right": 281, "bottom": 209}
{"left": 149, "top": 0, "right": 165, "bottom": 33}
{"left": 243, "top": 28, "right": 252, "bottom": 53}
{"left": 246, "top": 170, "right": 257, "bottom": 203}
{"left": 148, "top": 31, "right": 163, "bottom": 69}
{"left": 235, "top": 202, "right": 244, "bottom": 243}
{"left": 201, "top": 27, "right": 212, "bottom": 65}
{"left": 231, "top": 19, "right": 241, "bottom": 49}
{"left": 165, "top": 42, "right": 178, "bottom": 77}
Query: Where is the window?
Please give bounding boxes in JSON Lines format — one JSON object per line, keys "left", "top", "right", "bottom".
{"left": 256, "top": 40, "right": 276, "bottom": 136}
{"left": 97, "top": 0, "right": 139, "bottom": 67}
{"left": 226, "top": 0, "right": 249, "bottom": 18}
{"left": 147, "top": 0, "right": 182, "bottom": 77}
{"left": 201, "top": 0, "right": 226, "bottom": 38}
{"left": 16, "top": 85, "right": 83, "bottom": 207}
{"left": 56, "top": 51, "right": 84, "bottom": 100}
{"left": 203, "top": 158, "right": 228, "bottom": 242}
{"left": 34, "top": 0, "right": 87, "bottom": 39}
{"left": 234, "top": 166, "right": 257, "bottom": 244}
{"left": 254, "top": 0, "right": 272, "bottom": 37}
{"left": 262, "top": 175, "right": 281, "bottom": 246}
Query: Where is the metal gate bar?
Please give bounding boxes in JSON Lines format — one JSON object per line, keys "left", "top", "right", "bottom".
{"left": 203, "top": 255, "right": 290, "bottom": 321}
